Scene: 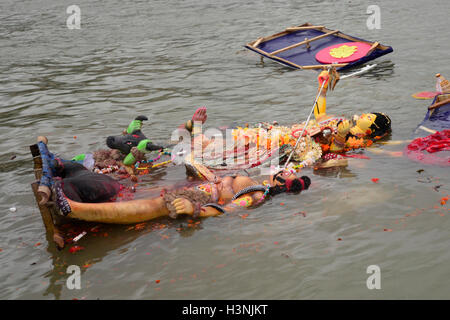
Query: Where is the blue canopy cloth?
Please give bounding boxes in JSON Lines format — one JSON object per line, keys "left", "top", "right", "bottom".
{"left": 414, "top": 94, "right": 450, "bottom": 137}
{"left": 245, "top": 23, "right": 393, "bottom": 71}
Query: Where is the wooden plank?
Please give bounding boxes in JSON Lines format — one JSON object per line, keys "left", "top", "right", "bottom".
{"left": 270, "top": 30, "right": 339, "bottom": 56}
{"left": 285, "top": 25, "right": 324, "bottom": 32}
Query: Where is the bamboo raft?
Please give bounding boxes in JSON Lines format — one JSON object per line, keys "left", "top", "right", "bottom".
{"left": 245, "top": 22, "right": 393, "bottom": 70}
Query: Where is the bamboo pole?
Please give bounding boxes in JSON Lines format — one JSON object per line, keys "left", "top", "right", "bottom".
{"left": 258, "top": 22, "right": 314, "bottom": 43}
{"left": 252, "top": 37, "right": 263, "bottom": 48}
{"left": 301, "top": 63, "right": 348, "bottom": 70}
{"left": 320, "top": 26, "right": 390, "bottom": 51}
{"left": 248, "top": 45, "right": 349, "bottom": 70}
{"left": 247, "top": 45, "right": 304, "bottom": 69}
{"left": 366, "top": 41, "right": 379, "bottom": 56}
{"left": 30, "top": 142, "right": 65, "bottom": 249}
{"left": 428, "top": 97, "right": 450, "bottom": 110}
{"left": 285, "top": 26, "right": 324, "bottom": 32}
{"left": 436, "top": 93, "right": 450, "bottom": 102}
{"left": 30, "top": 144, "right": 53, "bottom": 230}
{"left": 31, "top": 181, "right": 55, "bottom": 234}
{"left": 270, "top": 30, "right": 339, "bottom": 56}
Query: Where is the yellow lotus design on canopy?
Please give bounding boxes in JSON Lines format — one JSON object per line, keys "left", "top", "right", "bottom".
{"left": 329, "top": 45, "right": 358, "bottom": 58}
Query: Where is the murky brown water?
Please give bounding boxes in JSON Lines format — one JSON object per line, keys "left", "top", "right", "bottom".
{"left": 0, "top": 0, "right": 449, "bottom": 300}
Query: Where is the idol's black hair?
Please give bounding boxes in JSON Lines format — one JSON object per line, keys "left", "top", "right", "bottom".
{"left": 268, "top": 176, "right": 311, "bottom": 196}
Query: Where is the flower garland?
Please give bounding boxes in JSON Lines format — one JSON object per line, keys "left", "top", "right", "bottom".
{"left": 94, "top": 165, "right": 120, "bottom": 174}
{"left": 135, "top": 149, "right": 172, "bottom": 174}
{"left": 230, "top": 124, "right": 323, "bottom": 168}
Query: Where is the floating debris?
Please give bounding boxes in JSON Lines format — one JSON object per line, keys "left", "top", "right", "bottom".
{"left": 294, "top": 211, "right": 306, "bottom": 217}
{"left": 73, "top": 231, "right": 87, "bottom": 242}
{"left": 69, "top": 246, "right": 85, "bottom": 253}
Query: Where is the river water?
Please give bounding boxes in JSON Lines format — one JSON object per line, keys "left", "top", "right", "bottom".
{"left": 0, "top": 0, "right": 449, "bottom": 300}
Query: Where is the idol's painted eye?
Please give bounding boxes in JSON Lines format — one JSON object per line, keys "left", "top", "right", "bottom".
{"left": 283, "top": 170, "right": 293, "bottom": 177}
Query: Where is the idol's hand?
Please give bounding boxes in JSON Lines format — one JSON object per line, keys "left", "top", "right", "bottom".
{"left": 192, "top": 106, "right": 207, "bottom": 124}
{"left": 337, "top": 120, "right": 351, "bottom": 137}
{"left": 171, "top": 198, "right": 194, "bottom": 215}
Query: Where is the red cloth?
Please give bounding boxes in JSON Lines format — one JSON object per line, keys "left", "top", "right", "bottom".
{"left": 405, "top": 129, "right": 450, "bottom": 166}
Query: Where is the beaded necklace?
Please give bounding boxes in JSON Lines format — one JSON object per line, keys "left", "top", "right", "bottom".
{"left": 135, "top": 149, "right": 171, "bottom": 169}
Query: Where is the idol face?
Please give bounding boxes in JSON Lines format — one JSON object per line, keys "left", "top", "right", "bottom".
{"left": 350, "top": 113, "right": 377, "bottom": 136}
{"left": 270, "top": 169, "right": 297, "bottom": 187}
